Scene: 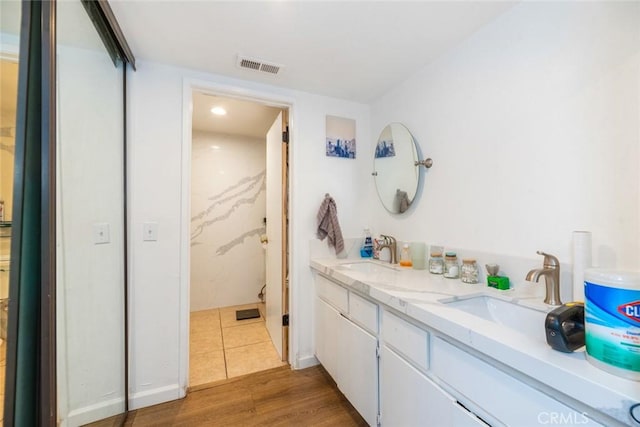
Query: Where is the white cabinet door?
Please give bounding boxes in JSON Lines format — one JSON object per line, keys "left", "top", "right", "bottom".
{"left": 316, "top": 293, "right": 378, "bottom": 426}
{"left": 452, "top": 403, "right": 491, "bottom": 427}
{"left": 342, "top": 316, "right": 378, "bottom": 427}
{"left": 314, "top": 296, "right": 343, "bottom": 382}
{"left": 380, "top": 345, "right": 454, "bottom": 426}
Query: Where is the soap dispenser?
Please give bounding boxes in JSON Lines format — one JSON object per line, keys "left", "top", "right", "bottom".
{"left": 399, "top": 244, "right": 412, "bottom": 267}
{"left": 360, "top": 228, "right": 373, "bottom": 258}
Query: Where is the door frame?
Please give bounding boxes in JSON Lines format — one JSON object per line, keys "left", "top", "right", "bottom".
{"left": 179, "top": 78, "right": 294, "bottom": 389}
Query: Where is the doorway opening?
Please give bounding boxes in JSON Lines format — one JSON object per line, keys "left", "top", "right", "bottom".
{"left": 187, "top": 91, "right": 290, "bottom": 389}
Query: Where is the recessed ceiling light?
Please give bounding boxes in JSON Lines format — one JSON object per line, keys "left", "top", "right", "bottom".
{"left": 211, "top": 107, "right": 227, "bottom": 116}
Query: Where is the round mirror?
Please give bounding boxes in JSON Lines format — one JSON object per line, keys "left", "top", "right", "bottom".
{"left": 373, "top": 123, "right": 420, "bottom": 214}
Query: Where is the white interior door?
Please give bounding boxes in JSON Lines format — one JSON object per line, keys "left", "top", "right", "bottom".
{"left": 265, "top": 111, "right": 284, "bottom": 359}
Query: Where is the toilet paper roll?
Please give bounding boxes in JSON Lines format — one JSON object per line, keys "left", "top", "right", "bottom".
{"left": 572, "top": 231, "right": 592, "bottom": 302}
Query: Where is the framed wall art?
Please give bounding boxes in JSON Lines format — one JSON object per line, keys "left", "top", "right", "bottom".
{"left": 325, "top": 115, "right": 356, "bottom": 159}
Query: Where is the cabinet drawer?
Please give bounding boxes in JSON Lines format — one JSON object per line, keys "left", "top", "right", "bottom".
{"left": 349, "top": 292, "right": 378, "bottom": 334}
{"left": 381, "top": 310, "right": 428, "bottom": 372}
{"left": 431, "top": 337, "right": 603, "bottom": 426}
{"left": 316, "top": 275, "right": 348, "bottom": 313}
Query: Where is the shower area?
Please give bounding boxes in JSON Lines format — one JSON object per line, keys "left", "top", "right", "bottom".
{"left": 189, "top": 93, "right": 285, "bottom": 387}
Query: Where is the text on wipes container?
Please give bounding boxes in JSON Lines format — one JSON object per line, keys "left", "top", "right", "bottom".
{"left": 618, "top": 300, "right": 640, "bottom": 323}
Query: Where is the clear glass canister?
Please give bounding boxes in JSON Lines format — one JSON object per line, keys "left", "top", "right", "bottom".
{"left": 443, "top": 252, "right": 459, "bottom": 279}
{"left": 400, "top": 244, "right": 413, "bottom": 267}
{"left": 429, "top": 252, "right": 444, "bottom": 274}
{"left": 460, "top": 259, "right": 479, "bottom": 284}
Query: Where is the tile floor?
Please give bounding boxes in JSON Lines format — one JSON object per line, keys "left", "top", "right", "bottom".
{"left": 189, "top": 302, "right": 287, "bottom": 388}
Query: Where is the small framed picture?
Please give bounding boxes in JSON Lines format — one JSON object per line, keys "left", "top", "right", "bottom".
{"left": 375, "top": 139, "right": 396, "bottom": 158}
{"left": 326, "top": 115, "right": 356, "bottom": 159}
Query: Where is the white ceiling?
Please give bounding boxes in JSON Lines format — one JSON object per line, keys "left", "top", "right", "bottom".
{"left": 109, "top": 1, "right": 515, "bottom": 103}
{"left": 3, "top": 1, "right": 517, "bottom": 137}
{"left": 192, "top": 92, "right": 282, "bottom": 138}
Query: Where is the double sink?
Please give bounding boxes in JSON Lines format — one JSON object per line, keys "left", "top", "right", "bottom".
{"left": 336, "top": 260, "right": 550, "bottom": 341}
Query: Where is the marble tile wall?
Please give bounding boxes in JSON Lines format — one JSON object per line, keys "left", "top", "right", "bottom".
{"left": 191, "top": 131, "right": 267, "bottom": 311}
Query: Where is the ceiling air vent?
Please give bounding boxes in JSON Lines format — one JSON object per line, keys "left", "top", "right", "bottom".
{"left": 237, "top": 55, "right": 283, "bottom": 75}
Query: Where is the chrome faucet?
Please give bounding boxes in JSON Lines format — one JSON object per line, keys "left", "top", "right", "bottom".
{"left": 526, "top": 251, "right": 562, "bottom": 306}
{"left": 378, "top": 235, "right": 397, "bottom": 264}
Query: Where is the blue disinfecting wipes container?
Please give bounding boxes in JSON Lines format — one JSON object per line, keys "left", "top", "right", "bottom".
{"left": 584, "top": 268, "right": 640, "bottom": 381}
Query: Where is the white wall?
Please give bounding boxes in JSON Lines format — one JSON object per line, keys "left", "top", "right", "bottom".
{"left": 190, "top": 131, "right": 266, "bottom": 311}
{"left": 127, "top": 60, "right": 370, "bottom": 408}
{"left": 369, "top": 1, "right": 640, "bottom": 273}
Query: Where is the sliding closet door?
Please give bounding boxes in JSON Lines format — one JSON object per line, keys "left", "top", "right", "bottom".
{"left": 56, "top": 1, "right": 126, "bottom": 425}
{"left": 0, "top": 1, "right": 43, "bottom": 424}
{"left": 2, "top": 0, "right": 57, "bottom": 422}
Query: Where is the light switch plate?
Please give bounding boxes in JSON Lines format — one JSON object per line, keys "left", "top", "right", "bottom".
{"left": 143, "top": 222, "right": 158, "bottom": 241}
{"left": 93, "top": 223, "right": 110, "bottom": 244}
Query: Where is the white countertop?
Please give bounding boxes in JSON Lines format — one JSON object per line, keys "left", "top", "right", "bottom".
{"left": 310, "top": 257, "right": 639, "bottom": 426}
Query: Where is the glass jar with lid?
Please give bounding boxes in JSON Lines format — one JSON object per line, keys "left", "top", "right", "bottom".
{"left": 429, "top": 251, "right": 444, "bottom": 274}
{"left": 443, "top": 252, "right": 459, "bottom": 279}
{"left": 460, "top": 259, "right": 479, "bottom": 284}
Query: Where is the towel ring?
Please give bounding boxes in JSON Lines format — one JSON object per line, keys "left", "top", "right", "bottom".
{"left": 415, "top": 158, "right": 433, "bottom": 169}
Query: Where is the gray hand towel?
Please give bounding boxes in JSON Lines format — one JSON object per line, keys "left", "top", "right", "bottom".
{"left": 395, "top": 189, "right": 411, "bottom": 213}
{"left": 316, "top": 194, "right": 344, "bottom": 254}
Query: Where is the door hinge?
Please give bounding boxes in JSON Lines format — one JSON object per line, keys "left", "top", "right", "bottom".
{"left": 375, "top": 341, "right": 381, "bottom": 359}
{"left": 376, "top": 412, "right": 382, "bottom": 426}
{"left": 282, "top": 313, "right": 289, "bottom": 326}
{"left": 282, "top": 126, "right": 289, "bottom": 144}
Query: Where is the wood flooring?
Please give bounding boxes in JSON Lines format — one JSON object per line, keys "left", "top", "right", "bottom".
{"left": 88, "top": 365, "right": 368, "bottom": 427}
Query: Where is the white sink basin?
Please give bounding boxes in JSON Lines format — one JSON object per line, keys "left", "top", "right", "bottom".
{"left": 336, "top": 261, "right": 434, "bottom": 291}
{"left": 338, "top": 261, "right": 398, "bottom": 274}
{"left": 443, "top": 296, "right": 549, "bottom": 341}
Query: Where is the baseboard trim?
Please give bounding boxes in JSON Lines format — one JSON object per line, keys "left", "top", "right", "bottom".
{"left": 130, "top": 383, "right": 185, "bottom": 410}
{"left": 64, "top": 397, "right": 125, "bottom": 426}
{"left": 294, "top": 354, "right": 319, "bottom": 370}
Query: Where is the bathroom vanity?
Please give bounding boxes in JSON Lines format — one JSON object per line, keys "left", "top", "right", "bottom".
{"left": 311, "top": 259, "right": 639, "bottom": 427}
